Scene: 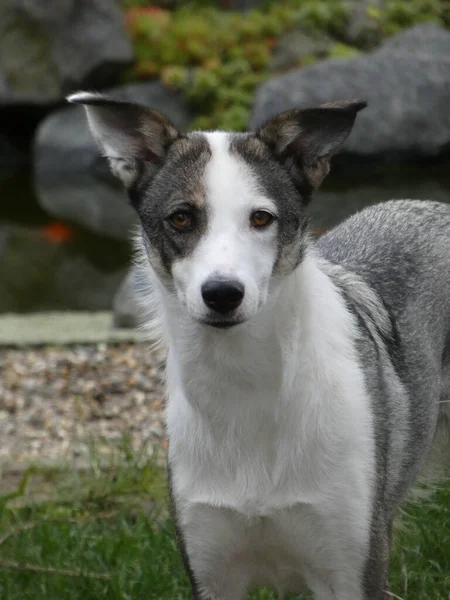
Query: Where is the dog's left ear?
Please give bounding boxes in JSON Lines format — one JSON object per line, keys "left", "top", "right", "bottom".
{"left": 67, "top": 91, "right": 182, "bottom": 188}
{"left": 256, "top": 100, "right": 366, "bottom": 193}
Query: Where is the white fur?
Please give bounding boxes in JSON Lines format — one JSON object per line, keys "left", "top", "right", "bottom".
{"left": 67, "top": 91, "right": 103, "bottom": 104}
{"left": 68, "top": 92, "right": 142, "bottom": 187}
{"left": 135, "top": 135, "right": 377, "bottom": 599}
{"left": 163, "top": 253, "right": 376, "bottom": 599}
{"left": 171, "top": 133, "right": 279, "bottom": 325}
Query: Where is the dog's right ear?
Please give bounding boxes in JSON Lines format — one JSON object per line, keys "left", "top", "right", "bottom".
{"left": 67, "top": 92, "right": 182, "bottom": 188}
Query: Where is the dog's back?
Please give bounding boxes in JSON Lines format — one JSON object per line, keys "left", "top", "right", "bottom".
{"left": 318, "top": 199, "right": 450, "bottom": 499}
{"left": 317, "top": 199, "right": 450, "bottom": 336}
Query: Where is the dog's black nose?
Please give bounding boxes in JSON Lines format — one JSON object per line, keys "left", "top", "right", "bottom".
{"left": 201, "top": 280, "right": 245, "bottom": 314}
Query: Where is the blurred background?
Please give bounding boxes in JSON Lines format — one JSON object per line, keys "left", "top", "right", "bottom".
{"left": 1, "top": 0, "right": 450, "bottom": 328}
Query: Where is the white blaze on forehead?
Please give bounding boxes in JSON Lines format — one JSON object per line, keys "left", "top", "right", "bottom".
{"left": 203, "top": 132, "right": 276, "bottom": 218}
{"left": 170, "top": 131, "right": 281, "bottom": 321}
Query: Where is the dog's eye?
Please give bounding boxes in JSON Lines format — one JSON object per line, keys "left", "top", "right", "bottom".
{"left": 169, "top": 211, "right": 194, "bottom": 231}
{"left": 250, "top": 210, "right": 274, "bottom": 228}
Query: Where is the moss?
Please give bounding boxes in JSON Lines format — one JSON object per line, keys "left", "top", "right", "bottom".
{"left": 328, "top": 42, "right": 361, "bottom": 58}
{"left": 121, "top": 0, "right": 450, "bottom": 131}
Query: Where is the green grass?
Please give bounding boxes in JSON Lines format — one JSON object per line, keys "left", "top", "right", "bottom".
{"left": 0, "top": 444, "right": 448, "bottom": 599}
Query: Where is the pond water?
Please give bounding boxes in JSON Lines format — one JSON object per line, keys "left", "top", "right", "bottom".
{"left": 1, "top": 160, "right": 449, "bottom": 314}
{"left": 0, "top": 168, "right": 130, "bottom": 314}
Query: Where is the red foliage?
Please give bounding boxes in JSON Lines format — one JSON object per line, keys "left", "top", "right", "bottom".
{"left": 125, "top": 6, "right": 170, "bottom": 31}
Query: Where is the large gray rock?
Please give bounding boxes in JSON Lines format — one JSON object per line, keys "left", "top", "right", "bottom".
{"left": 251, "top": 24, "right": 450, "bottom": 159}
{"left": 34, "top": 82, "right": 192, "bottom": 241}
{"left": 0, "top": 0, "right": 132, "bottom": 105}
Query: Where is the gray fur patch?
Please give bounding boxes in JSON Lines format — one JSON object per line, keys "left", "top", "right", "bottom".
{"left": 132, "top": 134, "right": 212, "bottom": 279}
{"left": 230, "top": 134, "right": 309, "bottom": 274}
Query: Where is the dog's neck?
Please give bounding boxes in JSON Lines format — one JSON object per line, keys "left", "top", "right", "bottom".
{"left": 154, "top": 251, "right": 358, "bottom": 415}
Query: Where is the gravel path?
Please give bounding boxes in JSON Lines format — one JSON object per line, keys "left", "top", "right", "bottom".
{"left": 0, "top": 343, "right": 168, "bottom": 472}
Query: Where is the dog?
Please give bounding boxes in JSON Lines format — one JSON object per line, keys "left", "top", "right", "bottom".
{"left": 69, "top": 91, "right": 450, "bottom": 600}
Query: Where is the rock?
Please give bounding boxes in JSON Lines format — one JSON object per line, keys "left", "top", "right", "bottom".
{"left": 251, "top": 24, "right": 450, "bottom": 160}
{"left": 344, "top": 0, "right": 382, "bottom": 48}
{"left": 113, "top": 269, "right": 144, "bottom": 330}
{"left": 0, "top": 0, "right": 133, "bottom": 105}
{"left": 34, "top": 82, "right": 192, "bottom": 241}
{"left": 270, "top": 29, "right": 332, "bottom": 72}
{"left": 312, "top": 174, "right": 450, "bottom": 233}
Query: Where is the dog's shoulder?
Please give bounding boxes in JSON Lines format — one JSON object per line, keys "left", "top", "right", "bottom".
{"left": 316, "top": 200, "right": 450, "bottom": 313}
{"left": 317, "top": 199, "right": 450, "bottom": 264}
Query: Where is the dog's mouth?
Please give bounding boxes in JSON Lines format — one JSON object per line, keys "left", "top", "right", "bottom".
{"left": 200, "top": 318, "right": 245, "bottom": 329}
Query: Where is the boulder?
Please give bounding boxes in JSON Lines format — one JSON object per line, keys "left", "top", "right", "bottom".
{"left": 0, "top": 0, "right": 133, "bottom": 105}
{"left": 344, "top": 0, "right": 382, "bottom": 47}
{"left": 269, "top": 29, "right": 332, "bottom": 72}
{"left": 33, "top": 82, "right": 192, "bottom": 241}
{"left": 251, "top": 24, "right": 450, "bottom": 160}
{"left": 112, "top": 268, "right": 144, "bottom": 330}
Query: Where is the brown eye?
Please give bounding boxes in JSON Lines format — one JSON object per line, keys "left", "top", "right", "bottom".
{"left": 169, "top": 211, "right": 194, "bottom": 231}
{"left": 250, "top": 210, "right": 274, "bottom": 228}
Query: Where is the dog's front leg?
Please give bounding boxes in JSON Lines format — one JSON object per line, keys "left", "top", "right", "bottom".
{"left": 175, "top": 529, "right": 250, "bottom": 600}
{"left": 306, "top": 576, "right": 364, "bottom": 600}
{"left": 306, "top": 564, "right": 390, "bottom": 600}
{"left": 186, "top": 557, "right": 251, "bottom": 600}
{"left": 306, "top": 524, "right": 392, "bottom": 600}
{"left": 174, "top": 502, "right": 251, "bottom": 600}
{"left": 185, "top": 542, "right": 251, "bottom": 600}
{"left": 192, "top": 577, "right": 250, "bottom": 600}
{"left": 360, "top": 517, "right": 393, "bottom": 600}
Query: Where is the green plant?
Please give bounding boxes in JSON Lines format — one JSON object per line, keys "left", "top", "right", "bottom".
{"left": 122, "top": 0, "right": 450, "bottom": 132}
{"left": 365, "top": 0, "right": 450, "bottom": 36}
{"left": 328, "top": 41, "right": 361, "bottom": 58}
{"left": 123, "top": 1, "right": 353, "bottom": 131}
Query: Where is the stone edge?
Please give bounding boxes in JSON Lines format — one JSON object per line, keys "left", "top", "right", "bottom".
{"left": 0, "top": 311, "right": 148, "bottom": 347}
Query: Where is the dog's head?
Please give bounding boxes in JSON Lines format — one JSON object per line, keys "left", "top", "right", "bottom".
{"left": 69, "top": 92, "right": 365, "bottom": 329}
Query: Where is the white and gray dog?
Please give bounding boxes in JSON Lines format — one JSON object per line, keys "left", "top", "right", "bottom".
{"left": 70, "top": 91, "right": 449, "bottom": 600}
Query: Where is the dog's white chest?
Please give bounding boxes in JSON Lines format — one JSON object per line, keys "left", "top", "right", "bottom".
{"left": 167, "top": 326, "right": 373, "bottom": 512}
{"left": 165, "top": 258, "right": 376, "bottom": 597}
{"left": 168, "top": 385, "right": 335, "bottom": 513}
